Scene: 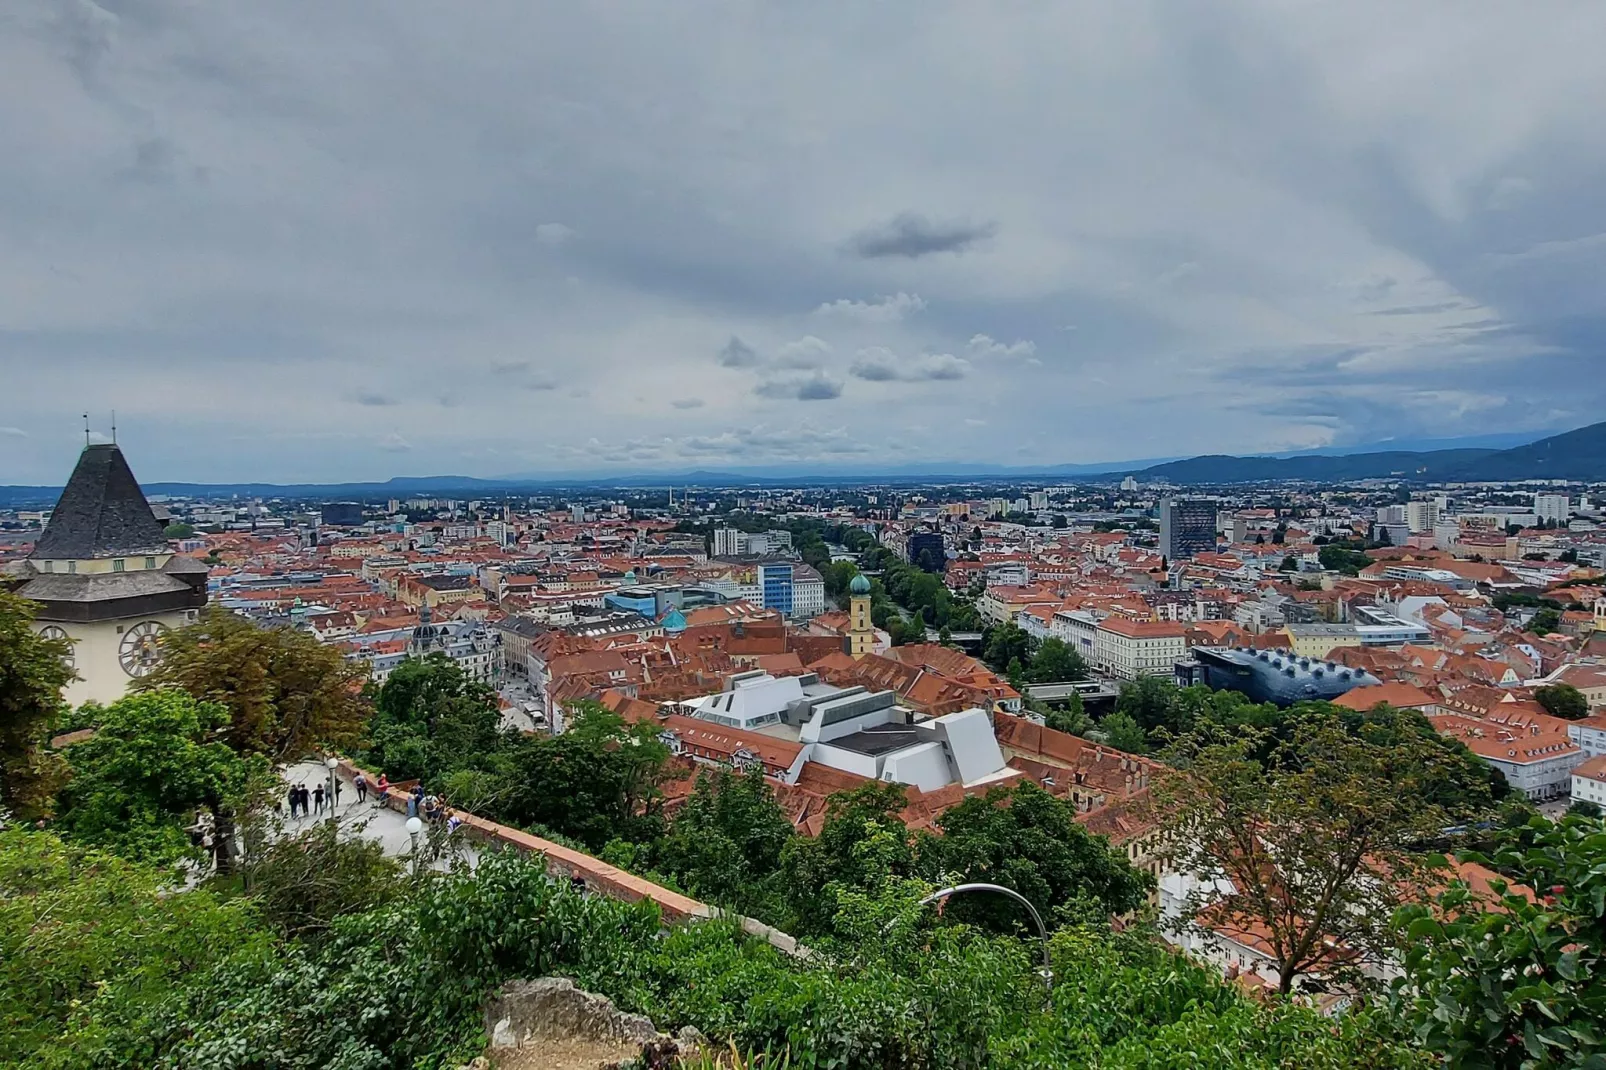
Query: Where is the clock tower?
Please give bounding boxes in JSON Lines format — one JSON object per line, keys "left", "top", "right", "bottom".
{"left": 13, "top": 443, "right": 209, "bottom": 706}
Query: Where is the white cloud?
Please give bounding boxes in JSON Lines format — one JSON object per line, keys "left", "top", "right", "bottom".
{"left": 849, "top": 347, "right": 971, "bottom": 382}
{"left": 377, "top": 433, "right": 411, "bottom": 452}
{"left": 812, "top": 292, "right": 927, "bottom": 322}
{"left": 967, "top": 335, "right": 1039, "bottom": 365}
{"left": 772, "top": 335, "right": 833, "bottom": 369}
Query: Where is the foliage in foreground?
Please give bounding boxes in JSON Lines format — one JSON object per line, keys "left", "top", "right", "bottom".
{"left": 1392, "top": 814, "right": 1606, "bottom": 1069}
{"left": 0, "top": 830, "right": 1426, "bottom": 1070}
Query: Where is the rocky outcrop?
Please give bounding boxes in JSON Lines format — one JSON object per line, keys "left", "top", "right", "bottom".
{"left": 483, "top": 978, "right": 704, "bottom": 1068}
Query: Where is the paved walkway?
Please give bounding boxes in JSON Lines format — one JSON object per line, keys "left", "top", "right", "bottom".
{"left": 280, "top": 760, "right": 478, "bottom": 872}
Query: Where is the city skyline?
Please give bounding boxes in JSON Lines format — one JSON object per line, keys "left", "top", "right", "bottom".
{"left": 3, "top": 2, "right": 1605, "bottom": 483}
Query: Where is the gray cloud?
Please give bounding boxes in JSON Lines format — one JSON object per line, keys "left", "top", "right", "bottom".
{"left": 671, "top": 397, "right": 704, "bottom": 409}
{"left": 717, "top": 336, "right": 761, "bottom": 368}
{"left": 754, "top": 370, "right": 844, "bottom": 401}
{"left": 376, "top": 433, "right": 411, "bottom": 452}
{"left": 771, "top": 335, "right": 832, "bottom": 369}
{"left": 848, "top": 213, "right": 999, "bottom": 259}
{"left": 849, "top": 347, "right": 970, "bottom": 382}
{"left": 1, "top": 1, "right": 1603, "bottom": 481}
{"left": 349, "top": 391, "right": 398, "bottom": 407}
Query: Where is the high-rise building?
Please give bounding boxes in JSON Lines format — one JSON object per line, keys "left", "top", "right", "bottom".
{"left": 757, "top": 561, "right": 794, "bottom": 616}
{"left": 1029, "top": 491, "right": 1049, "bottom": 511}
{"left": 1376, "top": 504, "right": 1407, "bottom": 526}
{"left": 907, "top": 531, "right": 946, "bottom": 573}
{"left": 1535, "top": 494, "right": 1570, "bottom": 525}
{"left": 1158, "top": 498, "right": 1217, "bottom": 562}
{"left": 1405, "top": 500, "right": 1439, "bottom": 533}
{"left": 712, "top": 527, "right": 746, "bottom": 557}
{"left": 14, "top": 443, "right": 209, "bottom": 706}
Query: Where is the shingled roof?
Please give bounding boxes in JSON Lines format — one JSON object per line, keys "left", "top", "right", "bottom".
{"left": 31, "top": 444, "right": 169, "bottom": 560}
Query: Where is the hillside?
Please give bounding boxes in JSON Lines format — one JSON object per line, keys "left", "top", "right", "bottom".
{"left": 1449, "top": 420, "right": 1606, "bottom": 481}
{"left": 1132, "top": 420, "right": 1606, "bottom": 484}
{"left": 1133, "top": 448, "right": 1498, "bottom": 484}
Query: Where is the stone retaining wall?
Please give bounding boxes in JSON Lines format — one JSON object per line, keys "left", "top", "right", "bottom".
{"left": 333, "top": 756, "right": 790, "bottom": 939}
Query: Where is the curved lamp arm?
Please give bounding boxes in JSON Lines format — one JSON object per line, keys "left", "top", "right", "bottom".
{"left": 915, "top": 882, "right": 1053, "bottom": 1009}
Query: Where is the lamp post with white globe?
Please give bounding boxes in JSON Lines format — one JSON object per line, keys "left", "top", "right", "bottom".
{"left": 324, "top": 756, "right": 339, "bottom": 820}
{"left": 406, "top": 816, "right": 424, "bottom": 875}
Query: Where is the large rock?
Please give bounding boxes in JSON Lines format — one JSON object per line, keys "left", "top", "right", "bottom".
{"left": 484, "top": 978, "right": 702, "bottom": 1067}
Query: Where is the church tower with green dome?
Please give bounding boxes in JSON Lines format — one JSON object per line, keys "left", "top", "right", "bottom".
{"left": 847, "top": 572, "right": 874, "bottom": 658}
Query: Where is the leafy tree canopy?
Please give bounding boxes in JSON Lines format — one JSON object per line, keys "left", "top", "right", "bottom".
{"left": 0, "top": 591, "right": 73, "bottom": 820}
{"left": 138, "top": 607, "right": 370, "bottom": 762}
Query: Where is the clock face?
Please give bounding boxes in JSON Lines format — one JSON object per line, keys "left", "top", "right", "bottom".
{"left": 119, "top": 620, "right": 168, "bottom": 677}
{"left": 37, "top": 625, "right": 75, "bottom": 671}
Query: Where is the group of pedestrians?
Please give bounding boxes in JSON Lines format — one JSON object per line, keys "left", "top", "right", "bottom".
{"left": 285, "top": 777, "right": 345, "bottom": 819}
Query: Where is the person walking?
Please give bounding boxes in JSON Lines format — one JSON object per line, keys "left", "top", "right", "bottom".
{"left": 405, "top": 786, "right": 419, "bottom": 819}
{"left": 286, "top": 784, "right": 300, "bottom": 819}
{"left": 298, "top": 785, "right": 310, "bottom": 818}
{"left": 332, "top": 778, "right": 343, "bottom": 808}
{"left": 354, "top": 773, "right": 368, "bottom": 805}
{"left": 312, "top": 783, "right": 325, "bottom": 816}
{"left": 375, "top": 774, "right": 390, "bottom": 806}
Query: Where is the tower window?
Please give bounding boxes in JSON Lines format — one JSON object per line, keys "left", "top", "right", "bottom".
{"left": 68, "top": 561, "right": 77, "bottom": 574}
{"left": 42, "top": 560, "right": 52, "bottom": 573}
{"left": 145, "top": 557, "right": 157, "bottom": 570}
{"left": 113, "top": 559, "right": 125, "bottom": 572}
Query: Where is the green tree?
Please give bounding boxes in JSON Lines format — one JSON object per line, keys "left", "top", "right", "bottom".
{"left": 501, "top": 701, "right": 676, "bottom": 849}
{"left": 1279, "top": 554, "right": 1299, "bottom": 572}
{"left": 1098, "top": 711, "right": 1149, "bottom": 754}
{"left": 1114, "top": 673, "right": 1179, "bottom": 736}
{"left": 982, "top": 620, "right": 1036, "bottom": 673}
{"left": 650, "top": 769, "right": 794, "bottom": 914}
{"left": 366, "top": 653, "right": 507, "bottom": 786}
{"left": 1044, "top": 691, "right": 1092, "bottom": 736}
{"left": 1154, "top": 713, "right": 1464, "bottom": 994}
{"left": 0, "top": 827, "right": 265, "bottom": 1066}
{"left": 780, "top": 782, "right": 916, "bottom": 937}
{"left": 1027, "top": 637, "right": 1088, "bottom": 683}
{"left": 55, "top": 690, "right": 268, "bottom": 867}
{"left": 1318, "top": 542, "right": 1372, "bottom": 576}
{"left": 0, "top": 591, "right": 74, "bottom": 820}
{"left": 1533, "top": 683, "right": 1588, "bottom": 720}
{"left": 1393, "top": 813, "right": 1606, "bottom": 1068}
{"left": 163, "top": 521, "right": 196, "bottom": 538}
{"left": 1526, "top": 608, "right": 1562, "bottom": 635}
{"left": 138, "top": 607, "right": 370, "bottom": 762}
{"left": 240, "top": 818, "right": 401, "bottom": 940}
{"left": 932, "top": 781, "right": 1151, "bottom": 928}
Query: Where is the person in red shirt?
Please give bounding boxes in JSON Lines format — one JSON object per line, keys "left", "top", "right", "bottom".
{"left": 374, "top": 773, "right": 389, "bottom": 806}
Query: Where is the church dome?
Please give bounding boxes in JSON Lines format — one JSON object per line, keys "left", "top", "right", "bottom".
{"left": 849, "top": 573, "right": 872, "bottom": 594}
{"left": 623, "top": 569, "right": 637, "bottom": 584}
{"left": 660, "top": 608, "right": 687, "bottom": 634}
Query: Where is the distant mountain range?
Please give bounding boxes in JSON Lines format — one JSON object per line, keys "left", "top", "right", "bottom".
{"left": 1126, "top": 421, "right": 1606, "bottom": 484}
{"left": 0, "top": 423, "right": 1600, "bottom": 505}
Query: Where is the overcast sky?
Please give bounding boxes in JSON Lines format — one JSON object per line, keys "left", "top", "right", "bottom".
{"left": 3, "top": 1, "right": 1604, "bottom": 484}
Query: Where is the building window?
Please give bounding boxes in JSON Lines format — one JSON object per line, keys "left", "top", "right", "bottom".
{"left": 41, "top": 560, "right": 52, "bottom": 573}
{"left": 145, "top": 557, "right": 157, "bottom": 570}
{"left": 113, "top": 559, "right": 125, "bottom": 572}
{"left": 68, "top": 560, "right": 77, "bottom": 574}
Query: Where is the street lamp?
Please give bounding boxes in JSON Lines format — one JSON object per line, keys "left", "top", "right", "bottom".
{"left": 324, "top": 756, "right": 339, "bottom": 819}
{"left": 405, "top": 816, "right": 423, "bottom": 875}
{"left": 915, "top": 883, "right": 1054, "bottom": 1009}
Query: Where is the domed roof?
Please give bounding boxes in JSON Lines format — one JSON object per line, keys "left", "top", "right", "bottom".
{"left": 660, "top": 608, "right": 687, "bottom": 633}
{"left": 623, "top": 569, "right": 637, "bottom": 583}
{"left": 849, "top": 573, "right": 872, "bottom": 594}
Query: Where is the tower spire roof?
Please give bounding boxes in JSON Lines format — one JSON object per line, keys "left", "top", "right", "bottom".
{"left": 30, "top": 444, "right": 170, "bottom": 560}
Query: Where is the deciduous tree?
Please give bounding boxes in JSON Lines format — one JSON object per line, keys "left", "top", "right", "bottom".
{"left": 138, "top": 607, "right": 369, "bottom": 762}
{"left": 0, "top": 592, "right": 73, "bottom": 819}
{"left": 1154, "top": 712, "right": 1463, "bottom": 994}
